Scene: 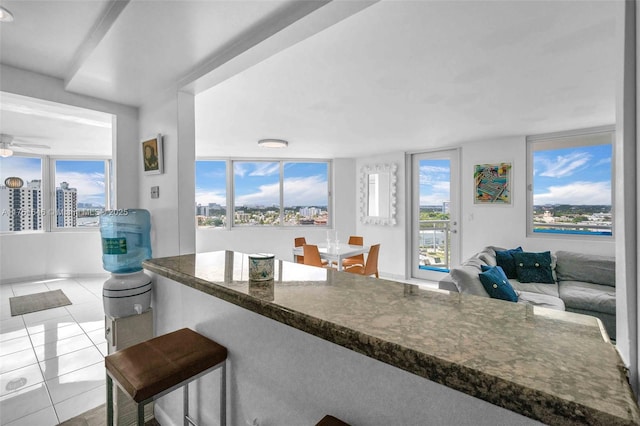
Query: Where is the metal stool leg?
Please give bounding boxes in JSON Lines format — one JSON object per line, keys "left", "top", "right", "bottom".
{"left": 184, "top": 382, "right": 190, "bottom": 426}
{"left": 221, "top": 361, "right": 226, "bottom": 426}
{"left": 137, "top": 401, "right": 145, "bottom": 425}
{"left": 106, "top": 374, "right": 114, "bottom": 426}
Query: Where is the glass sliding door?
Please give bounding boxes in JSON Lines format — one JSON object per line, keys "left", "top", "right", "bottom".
{"left": 411, "top": 149, "right": 460, "bottom": 281}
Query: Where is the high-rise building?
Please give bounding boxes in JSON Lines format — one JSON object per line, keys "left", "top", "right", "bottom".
{"left": 56, "top": 181, "right": 77, "bottom": 228}
{"left": 0, "top": 179, "right": 43, "bottom": 231}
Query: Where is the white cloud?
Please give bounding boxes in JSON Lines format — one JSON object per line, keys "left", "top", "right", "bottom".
{"left": 420, "top": 192, "right": 450, "bottom": 206}
{"left": 534, "top": 181, "right": 611, "bottom": 205}
{"left": 233, "top": 163, "right": 247, "bottom": 178}
{"left": 419, "top": 166, "right": 449, "bottom": 184}
{"left": 283, "top": 176, "right": 328, "bottom": 206}
{"left": 56, "top": 171, "right": 105, "bottom": 205}
{"left": 249, "top": 163, "right": 279, "bottom": 177}
{"left": 595, "top": 157, "right": 611, "bottom": 167}
{"left": 195, "top": 189, "right": 226, "bottom": 206}
{"left": 236, "top": 181, "right": 280, "bottom": 206}
{"left": 537, "top": 151, "right": 590, "bottom": 178}
{"left": 234, "top": 175, "right": 328, "bottom": 207}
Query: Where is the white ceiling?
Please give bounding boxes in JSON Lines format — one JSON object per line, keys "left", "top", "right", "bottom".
{"left": 0, "top": 0, "right": 618, "bottom": 158}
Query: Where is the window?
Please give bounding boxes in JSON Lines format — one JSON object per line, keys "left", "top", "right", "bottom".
{"left": 195, "top": 160, "right": 227, "bottom": 228}
{"left": 527, "top": 127, "right": 614, "bottom": 237}
{"left": 53, "top": 159, "right": 110, "bottom": 228}
{"left": 195, "top": 159, "right": 330, "bottom": 228}
{"left": 0, "top": 156, "right": 43, "bottom": 232}
{"left": 283, "top": 162, "right": 329, "bottom": 226}
{"left": 0, "top": 155, "right": 111, "bottom": 232}
{"left": 234, "top": 161, "right": 280, "bottom": 226}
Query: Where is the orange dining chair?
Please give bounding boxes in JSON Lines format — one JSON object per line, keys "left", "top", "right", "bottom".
{"left": 345, "top": 244, "right": 380, "bottom": 278}
{"left": 303, "top": 244, "right": 332, "bottom": 268}
{"left": 294, "top": 237, "right": 307, "bottom": 264}
{"left": 340, "top": 235, "right": 365, "bottom": 268}
{"left": 296, "top": 237, "right": 328, "bottom": 266}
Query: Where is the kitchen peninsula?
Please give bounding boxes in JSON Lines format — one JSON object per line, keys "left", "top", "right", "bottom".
{"left": 143, "top": 251, "right": 639, "bottom": 426}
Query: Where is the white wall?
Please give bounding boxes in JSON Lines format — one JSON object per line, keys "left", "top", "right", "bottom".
{"left": 355, "top": 152, "right": 407, "bottom": 278}
{"left": 353, "top": 136, "right": 615, "bottom": 282}
{"left": 0, "top": 65, "right": 139, "bottom": 282}
{"left": 459, "top": 136, "right": 615, "bottom": 259}
{"left": 138, "top": 92, "right": 183, "bottom": 258}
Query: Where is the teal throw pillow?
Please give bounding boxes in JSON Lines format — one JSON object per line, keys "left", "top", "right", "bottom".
{"left": 495, "top": 246, "right": 523, "bottom": 279}
{"left": 478, "top": 265, "right": 518, "bottom": 302}
{"left": 512, "top": 251, "right": 555, "bottom": 284}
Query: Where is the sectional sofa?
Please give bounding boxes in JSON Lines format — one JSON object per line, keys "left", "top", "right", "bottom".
{"left": 438, "top": 246, "right": 616, "bottom": 340}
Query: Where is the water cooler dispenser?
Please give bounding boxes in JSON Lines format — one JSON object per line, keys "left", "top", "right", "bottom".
{"left": 100, "top": 209, "right": 154, "bottom": 425}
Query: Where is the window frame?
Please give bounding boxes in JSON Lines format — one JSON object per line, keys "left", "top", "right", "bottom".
{"left": 526, "top": 125, "right": 615, "bottom": 239}
{"left": 195, "top": 158, "right": 333, "bottom": 229}
{"left": 48, "top": 155, "right": 112, "bottom": 232}
{"left": 0, "top": 153, "right": 113, "bottom": 233}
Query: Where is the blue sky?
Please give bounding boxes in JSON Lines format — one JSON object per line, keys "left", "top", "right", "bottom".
{"left": 419, "top": 159, "right": 450, "bottom": 206}
{"left": 196, "top": 161, "right": 328, "bottom": 207}
{"left": 1, "top": 157, "right": 106, "bottom": 206}
{"left": 533, "top": 144, "right": 611, "bottom": 205}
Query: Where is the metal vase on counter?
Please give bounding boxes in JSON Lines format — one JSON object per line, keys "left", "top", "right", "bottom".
{"left": 248, "top": 253, "right": 275, "bottom": 281}
{"left": 248, "top": 253, "right": 275, "bottom": 302}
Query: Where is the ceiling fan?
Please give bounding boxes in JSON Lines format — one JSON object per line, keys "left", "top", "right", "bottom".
{"left": 0, "top": 133, "right": 51, "bottom": 157}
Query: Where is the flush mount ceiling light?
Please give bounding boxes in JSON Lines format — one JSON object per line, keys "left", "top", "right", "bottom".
{"left": 0, "top": 6, "right": 14, "bottom": 22}
{"left": 258, "top": 139, "right": 288, "bottom": 148}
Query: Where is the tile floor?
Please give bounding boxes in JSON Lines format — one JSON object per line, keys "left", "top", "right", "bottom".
{"left": 0, "top": 275, "right": 110, "bottom": 425}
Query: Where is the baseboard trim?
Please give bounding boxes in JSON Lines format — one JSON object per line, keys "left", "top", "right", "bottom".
{"left": 0, "top": 272, "right": 110, "bottom": 286}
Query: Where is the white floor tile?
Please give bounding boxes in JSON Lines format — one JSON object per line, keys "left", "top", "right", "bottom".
{"left": 0, "top": 328, "right": 27, "bottom": 344}
{"left": 4, "top": 405, "right": 58, "bottom": 426}
{"left": 0, "top": 364, "right": 44, "bottom": 397}
{"left": 39, "top": 346, "right": 104, "bottom": 381}
{"left": 97, "top": 341, "right": 108, "bottom": 357}
{"left": 0, "top": 382, "right": 53, "bottom": 424}
{"left": 46, "top": 361, "right": 104, "bottom": 404}
{"left": 0, "top": 301, "right": 12, "bottom": 321}
{"left": 28, "top": 323, "right": 85, "bottom": 347}
{"left": 0, "top": 347, "right": 37, "bottom": 375}
{"left": 22, "top": 306, "right": 71, "bottom": 326}
{"left": 54, "top": 383, "right": 105, "bottom": 423}
{"left": 10, "top": 284, "right": 50, "bottom": 297}
{"left": 25, "top": 315, "right": 76, "bottom": 335}
{"left": 86, "top": 328, "right": 107, "bottom": 346}
{"left": 0, "top": 335, "right": 32, "bottom": 357}
{"left": 33, "top": 333, "right": 94, "bottom": 363}
{"left": 78, "top": 319, "right": 104, "bottom": 333}
{"left": 65, "top": 302, "right": 105, "bottom": 324}
{"left": 3, "top": 277, "right": 110, "bottom": 424}
{"left": 0, "top": 320, "right": 26, "bottom": 343}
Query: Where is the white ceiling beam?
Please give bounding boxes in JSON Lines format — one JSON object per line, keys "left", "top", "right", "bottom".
{"left": 180, "top": 0, "right": 379, "bottom": 97}
{"left": 64, "top": 0, "right": 131, "bottom": 90}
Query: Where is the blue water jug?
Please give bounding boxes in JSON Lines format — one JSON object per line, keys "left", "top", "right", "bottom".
{"left": 100, "top": 209, "right": 152, "bottom": 273}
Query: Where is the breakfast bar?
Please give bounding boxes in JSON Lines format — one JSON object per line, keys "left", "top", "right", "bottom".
{"left": 143, "top": 251, "right": 640, "bottom": 426}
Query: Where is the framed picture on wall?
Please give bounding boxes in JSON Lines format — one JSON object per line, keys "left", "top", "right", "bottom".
{"left": 474, "top": 162, "right": 511, "bottom": 204}
{"left": 142, "top": 134, "right": 163, "bottom": 175}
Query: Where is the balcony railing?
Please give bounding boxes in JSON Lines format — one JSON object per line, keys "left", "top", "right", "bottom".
{"left": 532, "top": 222, "right": 612, "bottom": 236}
{"left": 418, "top": 219, "right": 450, "bottom": 271}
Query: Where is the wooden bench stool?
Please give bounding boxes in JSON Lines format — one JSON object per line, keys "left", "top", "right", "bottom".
{"left": 105, "top": 327, "right": 228, "bottom": 426}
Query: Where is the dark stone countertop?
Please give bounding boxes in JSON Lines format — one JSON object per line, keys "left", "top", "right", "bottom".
{"left": 143, "top": 251, "right": 640, "bottom": 426}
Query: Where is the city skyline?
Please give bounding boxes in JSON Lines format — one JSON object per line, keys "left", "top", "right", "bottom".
{"left": 0, "top": 157, "right": 106, "bottom": 207}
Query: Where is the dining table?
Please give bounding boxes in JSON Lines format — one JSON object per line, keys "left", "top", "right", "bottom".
{"left": 292, "top": 242, "right": 370, "bottom": 271}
